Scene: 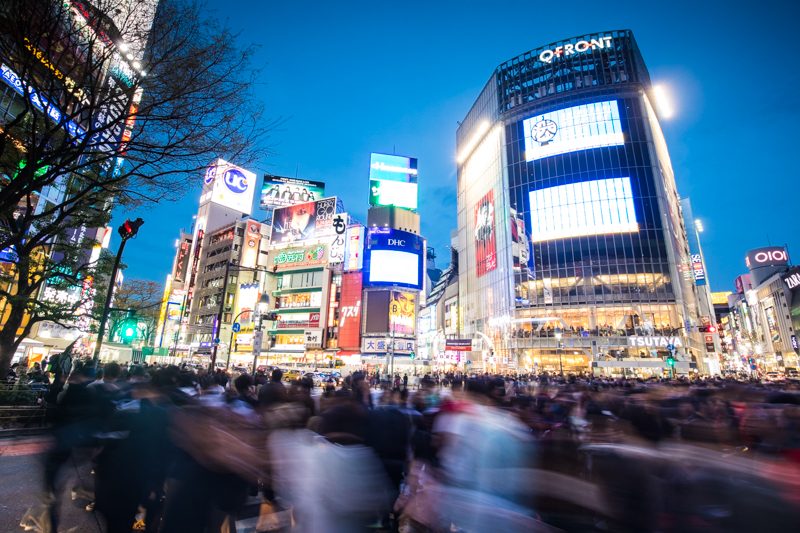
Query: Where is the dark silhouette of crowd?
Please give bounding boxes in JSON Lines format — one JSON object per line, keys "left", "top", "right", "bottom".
{"left": 22, "top": 356, "right": 800, "bottom": 532}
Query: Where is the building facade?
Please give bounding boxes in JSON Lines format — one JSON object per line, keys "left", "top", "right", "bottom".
{"left": 455, "top": 30, "right": 706, "bottom": 375}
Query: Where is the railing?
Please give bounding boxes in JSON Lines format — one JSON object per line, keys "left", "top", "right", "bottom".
{"left": 0, "top": 382, "right": 49, "bottom": 435}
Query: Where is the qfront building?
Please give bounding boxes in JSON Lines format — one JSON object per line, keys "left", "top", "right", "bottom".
{"left": 455, "top": 30, "right": 708, "bottom": 375}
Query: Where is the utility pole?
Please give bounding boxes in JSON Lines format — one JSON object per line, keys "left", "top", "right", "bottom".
{"left": 93, "top": 218, "right": 144, "bottom": 364}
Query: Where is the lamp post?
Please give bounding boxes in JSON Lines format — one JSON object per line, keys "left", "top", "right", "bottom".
{"left": 555, "top": 330, "right": 564, "bottom": 376}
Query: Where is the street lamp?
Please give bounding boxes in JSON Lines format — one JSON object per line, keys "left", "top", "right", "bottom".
{"left": 554, "top": 330, "right": 564, "bottom": 376}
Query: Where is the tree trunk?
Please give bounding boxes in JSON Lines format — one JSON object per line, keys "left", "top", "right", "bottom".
{"left": 0, "top": 301, "right": 28, "bottom": 378}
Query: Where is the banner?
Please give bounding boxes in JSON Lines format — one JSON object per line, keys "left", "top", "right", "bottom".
{"left": 474, "top": 189, "right": 497, "bottom": 277}
{"left": 270, "top": 197, "right": 338, "bottom": 244}
{"left": 389, "top": 291, "right": 415, "bottom": 336}
{"left": 271, "top": 244, "right": 327, "bottom": 272}
{"left": 339, "top": 272, "right": 363, "bottom": 350}
{"left": 260, "top": 175, "right": 325, "bottom": 209}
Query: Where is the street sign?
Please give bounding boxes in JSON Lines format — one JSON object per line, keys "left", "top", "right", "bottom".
{"left": 252, "top": 331, "right": 263, "bottom": 355}
{"left": 213, "top": 338, "right": 220, "bottom": 345}
{"left": 232, "top": 322, "right": 241, "bottom": 333}
{"left": 666, "top": 344, "right": 674, "bottom": 351}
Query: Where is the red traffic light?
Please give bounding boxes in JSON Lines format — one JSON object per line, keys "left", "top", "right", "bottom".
{"left": 708, "top": 325, "right": 717, "bottom": 333}
{"left": 118, "top": 218, "right": 145, "bottom": 240}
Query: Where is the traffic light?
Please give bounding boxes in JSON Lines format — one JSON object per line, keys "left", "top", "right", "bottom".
{"left": 699, "top": 325, "right": 717, "bottom": 333}
{"left": 409, "top": 351, "right": 415, "bottom": 360}
{"left": 666, "top": 355, "right": 676, "bottom": 368}
{"left": 119, "top": 318, "right": 138, "bottom": 342}
{"left": 263, "top": 312, "right": 278, "bottom": 321}
{"left": 118, "top": 218, "right": 145, "bottom": 240}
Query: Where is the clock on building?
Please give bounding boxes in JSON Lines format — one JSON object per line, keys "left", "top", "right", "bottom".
{"left": 531, "top": 118, "right": 558, "bottom": 145}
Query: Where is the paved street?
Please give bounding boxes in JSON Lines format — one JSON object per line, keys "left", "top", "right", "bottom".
{"left": 0, "top": 437, "right": 99, "bottom": 532}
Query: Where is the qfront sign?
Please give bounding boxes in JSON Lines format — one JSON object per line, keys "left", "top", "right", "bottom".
{"left": 627, "top": 336, "right": 684, "bottom": 348}
{"left": 538, "top": 36, "right": 613, "bottom": 64}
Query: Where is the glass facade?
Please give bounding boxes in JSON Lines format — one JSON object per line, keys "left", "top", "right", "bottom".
{"left": 456, "top": 30, "right": 704, "bottom": 374}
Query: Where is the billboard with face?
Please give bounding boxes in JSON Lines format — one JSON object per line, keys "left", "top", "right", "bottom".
{"left": 389, "top": 291, "right": 416, "bottom": 336}
{"left": 270, "top": 197, "right": 338, "bottom": 244}
{"left": 260, "top": 175, "right": 325, "bottom": 209}
{"left": 474, "top": 189, "right": 497, "bottom": 277}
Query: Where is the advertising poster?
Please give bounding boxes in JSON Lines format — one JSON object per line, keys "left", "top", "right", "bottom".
{"left": 270, "top": 197, "right": 338, "bottom": 244}
{"left": 338, "top": 272, "right": 363, "bottom": 350}
{"left": 240, "top": 221, "right": 262, "bottom": 268}
{"left": 344, "top": 225, "right": 365, "bottom": 271}
{"left": 260, "top": 175, "right": 325, "bottom": 209}
{"left": 474, "top": 189, "right": 497, "bottom": 277}
{"left": 389, "top": 291, "right": 416, "bottom": 336}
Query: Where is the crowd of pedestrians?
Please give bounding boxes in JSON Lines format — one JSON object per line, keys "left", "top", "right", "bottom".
{"left": 19, "top": 353, "right": 800, "bottom": 532}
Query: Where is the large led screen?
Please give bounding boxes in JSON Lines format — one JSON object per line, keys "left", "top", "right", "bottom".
{"left": 523, "top": 100, "right": 624, "bottom": 162}
{"left": 270, "top": 197, "right": 338, "bottom": 244}
{"left": 369, "top": 153, "right": 419, "bottom": 210}
{"left": 529, "top": 177, "right": 638, "bottom": 242}
{"left": 369, "top": 250, "right": 420, "bottom": 287}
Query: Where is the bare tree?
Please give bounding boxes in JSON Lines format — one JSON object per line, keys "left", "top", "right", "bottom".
{"left": 100, "top": 278, "right": 162, "bottom": 345}
{"left": 0, "top": 0, "right": 271, "bottom": 376}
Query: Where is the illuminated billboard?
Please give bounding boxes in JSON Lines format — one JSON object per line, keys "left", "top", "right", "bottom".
{"left": 475, "top": 190, "right": 497, "bottom": 277}
{"left": 339, "top": 272, "right": 363, "bottom": 349}
{"left": 368, "top": 153, "right": 418, "bottom": 210}
{"left": 270, "top": 197, "right": 338, "bottom": 244}
{"left": 260, "top": 175, "right": 325, "bottom": 209}
{"left": 745, "top": 246, "right": 789, "bottom": 270}
{"left": 523, "top": 100, "right": 624, "bottom": 162}
{"left": 271, "top": 244, "right": 328, "bottom": 272}
{"left": 389, "top": 291, "right": 416, "bottom": 336}
{"left": 344, "top": 225, "right": 365, "bottom": 271}
{"left": 204, "top": 159, "right": 257, "bottom": 215}
{"left": 529, "top": 177, "right": 638, "bottom": 242}
{"left": 365, "top": 228, "right": 425, "bottom": 291}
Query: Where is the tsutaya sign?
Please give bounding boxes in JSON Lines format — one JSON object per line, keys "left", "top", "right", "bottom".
{"left": 539, "top": 36, "right": 614, "bottom": 64}
{"left": 627, "top": 336, "right": 683, "bottom": 348}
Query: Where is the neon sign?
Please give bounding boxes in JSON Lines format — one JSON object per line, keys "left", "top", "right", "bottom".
{"left": 538, "top": 36, "right": 613, "bottom": 64}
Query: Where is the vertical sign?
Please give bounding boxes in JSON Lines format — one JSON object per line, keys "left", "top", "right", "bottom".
{"left": 474, "top": 190, "right": 497, "bottom": 277}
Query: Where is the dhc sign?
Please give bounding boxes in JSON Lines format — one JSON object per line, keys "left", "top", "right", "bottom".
{"left": 627, "top": 336, "right": 684, "bottom": 348}
{"left": 539, "top": 36, "right": 614, "bottom": 64}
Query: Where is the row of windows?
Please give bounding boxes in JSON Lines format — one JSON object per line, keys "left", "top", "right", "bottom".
{"left": 277, "top": 270, "right": 324, "bottom": 290}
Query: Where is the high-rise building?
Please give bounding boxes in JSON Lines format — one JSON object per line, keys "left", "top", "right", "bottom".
{"left": 455, "top": 30, "right": 706, "bottom": 375}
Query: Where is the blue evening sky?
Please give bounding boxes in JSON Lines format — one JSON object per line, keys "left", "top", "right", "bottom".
{"left": 116, "top": 0, "right": 800, "bottom": 294}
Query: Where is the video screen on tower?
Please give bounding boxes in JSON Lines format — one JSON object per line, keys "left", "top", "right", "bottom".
{"left": 523, "top": 100, "right": 624, "bottom": 161}
{"left": 365, "top": 228, "right": 425, "bottom": 290}
{"left": 529, "top": 177, "right": 638, "bottom": 242}
{"left": 368, "top": 153, "right": 419, "bottom": 210}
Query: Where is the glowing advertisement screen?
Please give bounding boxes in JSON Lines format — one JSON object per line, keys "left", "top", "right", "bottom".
{"left": 529, "top": 177, "right": 638, "bottom": 242}
{"left": 369, "top": 153, "right": 418, "bottom": 210}
{"left": 369, "top": 250, "right": 420, "bottom": 287}
{"left": 365, "top": 227, "right": 425, "bottom": 290}
{"left": 523, "top": 100, "right": 624, "bottom": 162}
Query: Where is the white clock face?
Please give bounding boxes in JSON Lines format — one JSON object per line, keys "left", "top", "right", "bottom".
{"left": 531, "top": 118, "right": 558, "bottom": 144}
